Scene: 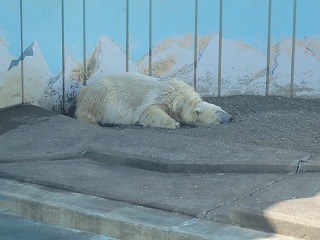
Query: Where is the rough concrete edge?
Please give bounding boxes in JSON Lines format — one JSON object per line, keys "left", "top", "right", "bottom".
{"left": 298, "top": 155, "right": 320, "bottom": 172}
{"left": 84, "top": 149, "right": 300, "bottom": 174}
{"left": 229, "top": 207, "right": 320, "bottom": 240}
{"left": 0, "top": 210, "right": 119, "bottom": 240}
{"left": 0, "top": 151, "right": 84, "bottom": 163}
{"left": 0, "top": 178, "right": 298, "bottom": 240}
{"left": 0, "top": 103, "right": 57, "bottom": 115}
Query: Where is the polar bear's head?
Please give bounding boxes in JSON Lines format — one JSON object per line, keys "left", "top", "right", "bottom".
{"left": 180, "top": 101, "right": 232, "bottom": 126}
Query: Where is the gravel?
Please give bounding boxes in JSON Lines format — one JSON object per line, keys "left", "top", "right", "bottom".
{"left": 104, "top": 95, "right": 320, "bottom": 155}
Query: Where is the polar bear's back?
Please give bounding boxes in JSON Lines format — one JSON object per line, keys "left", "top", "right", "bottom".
{"left": 96, "top": 73, "right": 164, "bottom": 105}
{"left": 103, "top": 72, "right": 162, "bottom": 91}
{"left": 75, "top": 72, "right": 201, "bottom": 126}
{"left": 76, "top": 73, "right": 165, "bottom": 125}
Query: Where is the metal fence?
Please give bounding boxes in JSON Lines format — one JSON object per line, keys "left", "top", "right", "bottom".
{"left": 0, "top": 0, "right": 319, "bottom": 112}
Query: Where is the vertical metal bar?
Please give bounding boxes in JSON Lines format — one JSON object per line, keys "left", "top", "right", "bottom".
{"left": 126, "top": 0, "right": 129, "bottom": 72}
{"left": 290, "top": 0, "right": 297, "bottom": 97}
{"left": 193, "top": 0, "right": 198, "bottom": 91}
{"left": 19, "top": 0, "right": 24, "bottom": 104}
{"left": 217, "top": 0, "right": 223, "bottom": 97}
{"left": 61, "top": 0, "right": 65, "bottom": 113}
{"left": 265, "top": 0, "right": 272, "bottom": 96}
{"left": 83, "top": 0, "right": 87, "bottom": 85}
{"left": 148, "top": 0, "right": 152, "bottom": 76}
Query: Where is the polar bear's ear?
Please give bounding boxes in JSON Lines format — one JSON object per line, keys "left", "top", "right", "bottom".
{"left": 193, "top": 108, "right": 202, "bottom": 117}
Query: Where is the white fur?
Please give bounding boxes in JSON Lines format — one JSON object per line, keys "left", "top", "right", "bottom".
{"left": 75, "top": 73, "right": 230, "bottom": 129}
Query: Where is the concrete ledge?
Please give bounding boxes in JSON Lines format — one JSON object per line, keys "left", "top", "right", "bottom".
{"left": 0, "top": 212, "right": 116, "bottom": 240}
{"left": 0, "top": 104, "right": 314, "bottom": 173}
{"left": 0, "top": 179, "right": 297, "bottom": 240}
{"left": 0, "top": 152, "right": 84, "bottom": 163}
{"left": 84, "top": 148, "right": 304, "bottom": 173}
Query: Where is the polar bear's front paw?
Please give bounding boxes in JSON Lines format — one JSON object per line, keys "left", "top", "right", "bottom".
{"left": 164, "top": 120, "right": 181, "bottom": 129}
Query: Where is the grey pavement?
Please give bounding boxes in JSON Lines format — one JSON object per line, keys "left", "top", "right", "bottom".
{"left": 0, "top": 103, "right": 320, "bottom": 239}
{"left": 0, "top": 178, "right": 299, "bottom": 240}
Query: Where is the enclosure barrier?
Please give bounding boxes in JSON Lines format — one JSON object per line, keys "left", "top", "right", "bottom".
{"left": 0, "top": 0, "right": 319, "bottom": 113}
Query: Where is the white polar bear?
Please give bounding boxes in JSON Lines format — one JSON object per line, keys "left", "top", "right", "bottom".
{"left": 75, "top": 73, "right": 232, "bottom": 129}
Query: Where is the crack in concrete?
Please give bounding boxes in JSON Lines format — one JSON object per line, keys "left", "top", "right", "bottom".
{"left": 203, "top": 157, "right": 310, "bottom": 219}
{"left": 295, "top": 156, "right": 312, "bottom": 173}
{"left": 203, "top": 173, "right": 292, "bottom": 219}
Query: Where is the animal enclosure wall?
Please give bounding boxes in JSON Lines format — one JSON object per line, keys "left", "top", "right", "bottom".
{"left": 1, "top": 0, "right": 320, "bottom": 113}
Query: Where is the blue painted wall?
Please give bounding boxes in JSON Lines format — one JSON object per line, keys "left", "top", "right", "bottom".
{"left": 1, "top": 0, "right": 319, "bottom": 112}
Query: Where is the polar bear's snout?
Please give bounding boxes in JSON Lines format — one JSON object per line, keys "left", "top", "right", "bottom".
{"left": 215, "top": 110, "right": 232, "bottom": 124}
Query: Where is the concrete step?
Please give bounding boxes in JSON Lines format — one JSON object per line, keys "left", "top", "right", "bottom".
{"left": 0, "top": 212, "right": 117, "bottom": 240}
{"left": 1, "top": 159, "right": 319, "bottom": 239}
{"left": 84, "top": 146, "right": 314, "bottom": 174}
{"left": 1, "top": 105, "right": 315, "bottom": 174}
{"left": 0, "top": 158, "right": 292, "bottom": 219}
{"left": 0, "top": 178, "right": 298, "bottom": 240}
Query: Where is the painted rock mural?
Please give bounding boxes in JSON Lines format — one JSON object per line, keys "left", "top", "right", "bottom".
{"left": 1, "top": 0, "right": 320, "bottom": 112}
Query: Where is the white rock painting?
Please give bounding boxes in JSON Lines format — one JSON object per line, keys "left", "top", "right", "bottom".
{"left": 270, "top": 38, "right": 320, "bottom": 97}
{"left": 293, "top": 40, "right": 320, "bottom": 97}
{"left": 88, "top": 35, "right": 138, "bottom": 81}
{"left": 1, "top": 34, "right": 320, "bottom": 112}
{"left": 138, "top": 33, "right": 194, "bottom": 81}
{"left": 0, "top": 39, "right": 21, "bottom": 107}
{"left": 0, "top": 41, "right": 53, "bottom": 108}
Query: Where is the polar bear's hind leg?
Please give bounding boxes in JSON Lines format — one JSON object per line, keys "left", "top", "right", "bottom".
{"left": 76, "top": 110, "right": 99, "bottom": 125}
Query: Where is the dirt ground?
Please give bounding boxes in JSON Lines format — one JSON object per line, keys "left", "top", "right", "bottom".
{"left": 107, "top": 95, "right": 320, "bottom": 155}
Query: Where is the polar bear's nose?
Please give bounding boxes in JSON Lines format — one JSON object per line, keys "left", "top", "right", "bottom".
{"left": 216, "top": 110, "right": 232, "bottom": 124}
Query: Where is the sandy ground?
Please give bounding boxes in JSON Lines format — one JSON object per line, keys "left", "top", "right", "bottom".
{"left": 105, "top": 95, "right": 320, "bottom": 155}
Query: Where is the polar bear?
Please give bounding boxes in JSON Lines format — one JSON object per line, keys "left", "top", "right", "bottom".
{"left": 75, "top": 73, "right": 232, "bottom": 129}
